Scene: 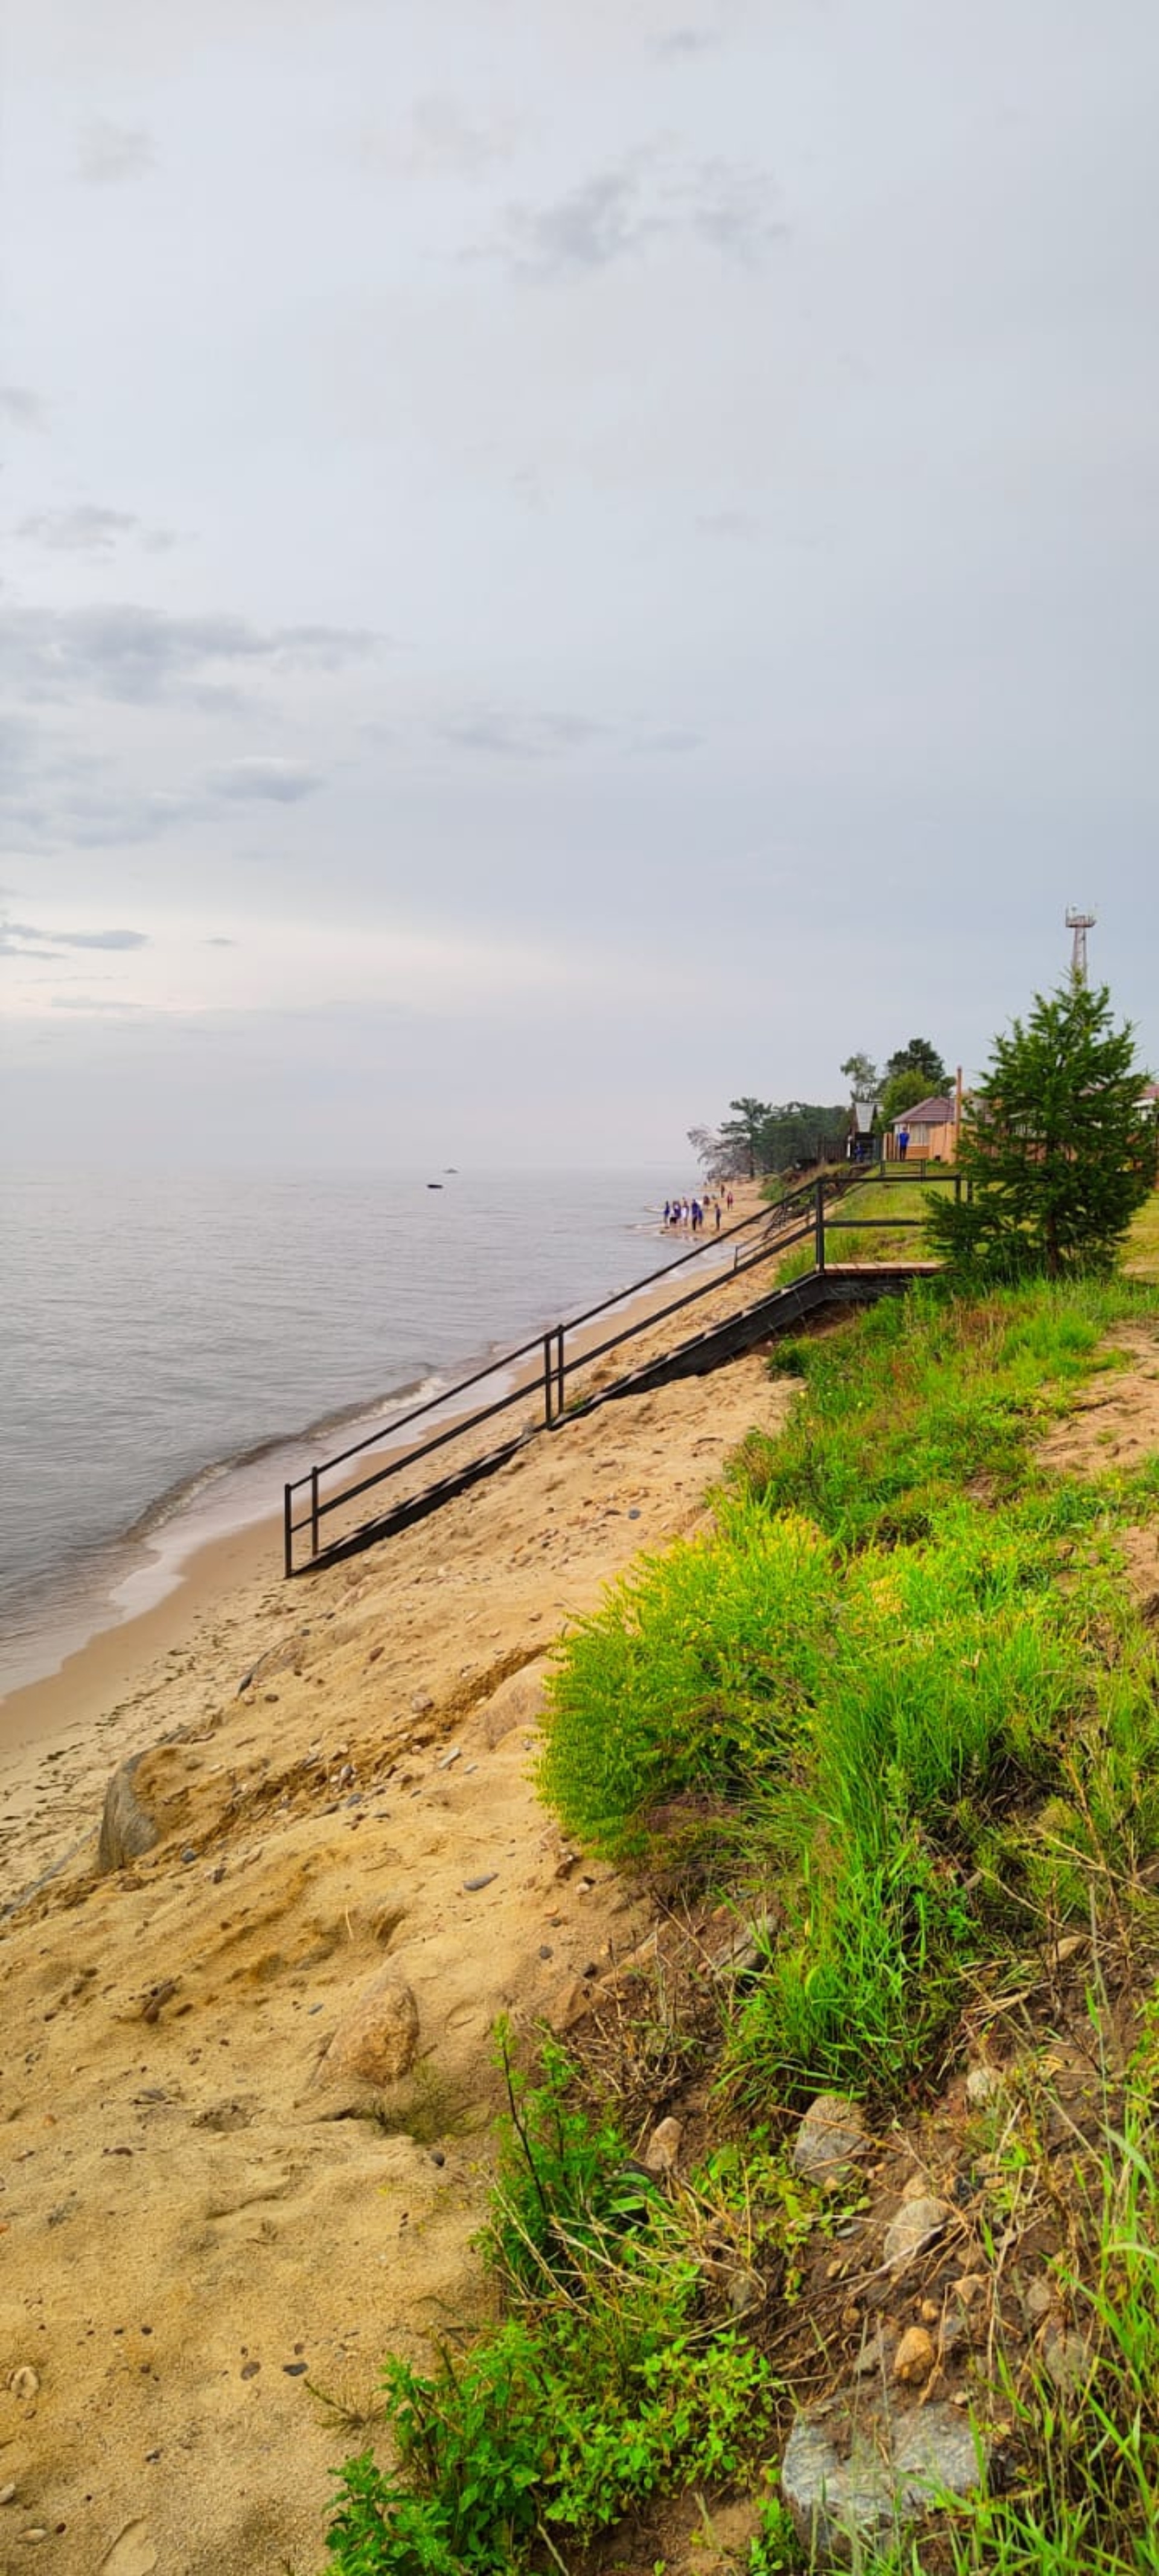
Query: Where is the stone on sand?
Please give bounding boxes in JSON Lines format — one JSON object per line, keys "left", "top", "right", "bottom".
{"left": 311, "top": 1966, "right": 420, "bottom": 2098}
{"left": 473, "top": 1656, "right": 553, "bottom": 1749}
{"left": 97, "top": 1754, "right": 161, "bottom": 1873}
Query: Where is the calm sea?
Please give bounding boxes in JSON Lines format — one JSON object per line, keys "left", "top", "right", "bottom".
{"left": 0, "top": 1165, "right": 695, "bottom": 1700}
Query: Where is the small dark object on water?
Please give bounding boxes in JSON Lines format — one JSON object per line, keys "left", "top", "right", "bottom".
{"left": 426, "top": 1182, "right": 443, "bottom": 1190}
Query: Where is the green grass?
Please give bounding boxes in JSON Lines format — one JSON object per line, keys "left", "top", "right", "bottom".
{"left": 1125, "top": 1187, "right": 1159, "bottom": 1279}
{"left": 541, "top": 1278, "right": 1159, "bottom": 2104}
{"left": 825, "top": 1171, "right": 943, "bottom": 1262}
{"left": 325, "top": 1271, "right": 1159, "bottom": 2575}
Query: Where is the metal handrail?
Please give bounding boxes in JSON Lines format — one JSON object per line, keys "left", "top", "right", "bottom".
{"left": 283, "top": 1165, "right": 959, "bottom": 1574}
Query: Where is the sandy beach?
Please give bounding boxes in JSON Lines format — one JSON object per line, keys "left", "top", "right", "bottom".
{"left": 0, "top": 1188, "right": 771, "bottom": 1908}
{"left": 0, "top": 1185, "right": 785, "bottom": 2574}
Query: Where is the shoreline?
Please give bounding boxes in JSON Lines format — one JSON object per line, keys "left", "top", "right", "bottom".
{"left": 0, "top": 1184, "right": 764, "bottom": 1899}
{"left": 1, "top": 1187, "right": 748, "bottom": 1726}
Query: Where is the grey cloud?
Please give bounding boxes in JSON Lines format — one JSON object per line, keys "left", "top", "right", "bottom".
{"left": 18, "top": 505, "right": 177, "bottom": 555}
{"left": 77, "top": 121, "right": 155, "bottom": 185}
{"left": 2, "top": 919, "right": 148, "bottom": 953}
{"left": 654, "top": 26, "right": 723, "bottom": 56}
{"left": 209, "top": 757, "right": 323, "bottom": 802}
{"left": 0, "top": 604, "right": 377, "bottom": 706}
{"left": 205, "top": 937, "right": 237, "bottom": 947}
{"left": 363, "top": 95, "right": 521, "bottom": 181}
{"left": 500, "top": 168, "right": 656, "bottom": 279}
{"left": 497, "top": 153, "right": 784, "bottom": 280}
{"left": 0, "top": 384, "right": 45, "bottom": 431}
{"left": 682, "top": 161, "right": 787, "bottom": 261}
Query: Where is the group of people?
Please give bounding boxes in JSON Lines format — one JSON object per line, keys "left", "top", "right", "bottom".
{"left": 663, "top": 1192, "right": 732, "bottom": 1233}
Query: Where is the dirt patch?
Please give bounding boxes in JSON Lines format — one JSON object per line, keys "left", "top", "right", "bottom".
{"left": 1037, "top": 1326, "right": 1159, "bottom": 1478}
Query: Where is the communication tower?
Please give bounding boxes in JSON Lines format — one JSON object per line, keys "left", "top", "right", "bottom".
{"left": 1065, "top": 908, "right": 1096, "bottom": 985}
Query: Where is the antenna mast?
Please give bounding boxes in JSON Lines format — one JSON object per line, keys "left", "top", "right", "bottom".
{"left": 1065, "top": 907, "right": 1096, "bottom": 985}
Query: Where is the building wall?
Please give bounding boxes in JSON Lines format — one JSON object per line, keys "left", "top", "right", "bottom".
{"left": 886, "top": 1117, "right": 959, "bottom": 1161}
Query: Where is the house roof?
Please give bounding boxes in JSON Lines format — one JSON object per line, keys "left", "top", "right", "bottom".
{"left": 889, "top": 1094, "right": 956, "bottom": 1130}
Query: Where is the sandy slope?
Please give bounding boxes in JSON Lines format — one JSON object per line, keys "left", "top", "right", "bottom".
{"left": 0, "top": 1335, "right": 788, "bottom": 2576}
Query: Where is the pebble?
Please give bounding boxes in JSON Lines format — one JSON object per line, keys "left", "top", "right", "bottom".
{"left": 438, "top": 1748, "right": 461, "bottom": 1770}
{"left": 642, "top": 2116, "right": 683, "bottom": 2175}
{"left": 180, "top": 1848, "right": 197, "bottom": 1865}
{"left": 0, "top": 2484, "right": 15, "bottom": 2505}
{"left": 7, "top": 2367, "right": 39, "bottom": 2403}
{"left": 240, "top": 2360, "right": 261, "bottom": 2379}
{"left": 462, "top": 1873, "right": 497, "bottom": 1892}
{"left": 1024, "top": 2278, "right": 1056, "bottom": 2323}
{"left": 1042, "top": 2326, "right": 1090, "bottom": 2393}
{"left": 965, "top": 2065, "right": 1002, "bottom": 2109}
{"left": 627, "top": 1507, "right": 642, "bottom": 1520}
{"left": 283, "top": 2362, "right": 308, "bottom": 2376}
{"left": 792, "top": 2092, "right": 867, "bottom": 2187}
{"left": 883, "top": 2197, "right": 952, "bottom": 2270}
{"left": 893, "top": 2325, "right": 936, "bottom": 2385}
{"left": 20, "top": 2530, "right": 48, "bottom": 2544}
{"left": 429, "top": 2149, "right": 445, "bottom": 2168}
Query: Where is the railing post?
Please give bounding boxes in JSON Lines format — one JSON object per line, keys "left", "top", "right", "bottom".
{"left": 310, "top": 1466, "right": 320, "bottom": 1560}
{"left": 814, "top": 1177, "right": 826, "bottom": 1272}
{"left": 543, "top": 1333, "right": 554, "bottom": 1427}
{"left": 284, "top": 1484, "right": 294, "bottom": 1579}
{"left": 556, "top": 1325, "right": 565, "bottom": 1418}
{"left": 955, "top": 1173, "right": 962, "bottom": 1205}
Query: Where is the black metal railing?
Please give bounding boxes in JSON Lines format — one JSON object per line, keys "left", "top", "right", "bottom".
{"left": 283, "top": 1166, "right": 962, "bottom": 1575}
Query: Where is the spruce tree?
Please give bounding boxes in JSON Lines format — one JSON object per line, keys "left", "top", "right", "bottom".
{"left": 926, "top": 981, "right": 1155, "bottom": 1278}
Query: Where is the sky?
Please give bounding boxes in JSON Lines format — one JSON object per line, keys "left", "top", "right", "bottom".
{"left": 2, "top": 0, "right": 1158, "bottom": 1168}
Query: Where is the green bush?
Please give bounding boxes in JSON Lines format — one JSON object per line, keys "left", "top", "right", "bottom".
{"left": 539, "top": 1506, "right": 837, "bottom": 1859}
{"left": 324, "top": 2046, "right": 777, "bottom": 2575}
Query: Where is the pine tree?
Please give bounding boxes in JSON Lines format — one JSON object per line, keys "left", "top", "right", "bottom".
{"left": 926, "top": 981, "right": 1155, "bottom": 1279}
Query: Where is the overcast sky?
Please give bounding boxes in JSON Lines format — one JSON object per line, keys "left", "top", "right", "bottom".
{"left": 2, "top": 0, "right": 1157, "bottom": 1167}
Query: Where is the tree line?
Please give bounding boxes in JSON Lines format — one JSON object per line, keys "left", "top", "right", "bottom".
{"left": 691, "top": 1037, "right": 950, "bottom": 1179}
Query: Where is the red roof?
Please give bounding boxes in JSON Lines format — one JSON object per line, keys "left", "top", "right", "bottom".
{"left": 889, "top": 1094, "right": 956, "bottom": 1130}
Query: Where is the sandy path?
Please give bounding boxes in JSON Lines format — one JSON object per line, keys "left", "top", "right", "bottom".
{"left": 0, "top": 1327, "right": 788, "bottom": 2576}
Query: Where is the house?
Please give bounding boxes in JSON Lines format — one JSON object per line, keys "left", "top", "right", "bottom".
{"left": 885, "top": 1093, "right": 959, "bottom": 1162}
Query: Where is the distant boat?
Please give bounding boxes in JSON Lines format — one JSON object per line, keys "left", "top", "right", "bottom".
{"left": 427, "top": 1181, "right": 443, "bottom": 1190}
{"left": 444, "top": 1166, "right": 458, "bottom": 1173}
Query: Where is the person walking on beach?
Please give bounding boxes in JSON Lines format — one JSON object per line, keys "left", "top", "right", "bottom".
{"left": 714, "top": 1200, "right": 721, "bottom": 1230}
